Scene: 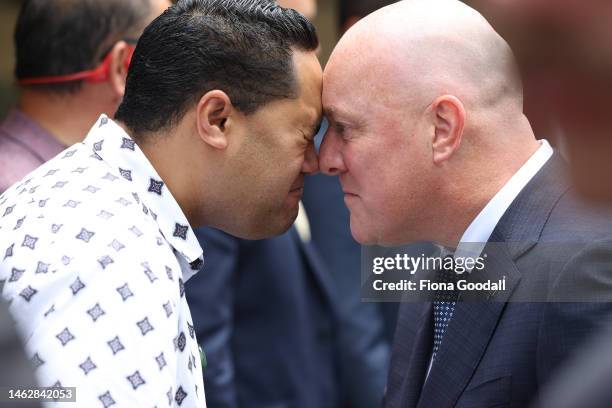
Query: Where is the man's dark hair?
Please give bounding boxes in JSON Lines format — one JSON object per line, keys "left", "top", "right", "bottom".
{"left": 15, "top": 0, "right": 152, "bottom": 94}
{"left": 115, "top": 0, "right": 319, "bottom": 134}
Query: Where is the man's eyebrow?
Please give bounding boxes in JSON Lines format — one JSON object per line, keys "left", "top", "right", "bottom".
{"left": 324, "top": 106, "right": 353, "bottom": 123}
{"left": 323, "top": 106, "right": 336, "bottom": 119}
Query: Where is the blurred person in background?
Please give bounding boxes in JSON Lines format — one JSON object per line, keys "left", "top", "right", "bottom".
{"left": 339, "top": 0, "right": 398, "bottom": 33}
{"left": 0, "top": 0, "right": 171, "bottom": 194}
{"left": 460, "top": 1, "right": 612, "bottom": 407}
{"left": 463, "top": 0, "right": 612, "bottom": 203}
{"left": 277, "top": 0, "right": 317, "bottom": 21}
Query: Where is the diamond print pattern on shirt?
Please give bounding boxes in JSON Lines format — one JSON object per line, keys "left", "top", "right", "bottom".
{"left": 4, "top": 244, "right": 14, "bottom": 260}
{"left": 70, "top": 277, "right": 85, "bottom": 295}
{"left": 107, "top": 336, "right": 125, "bottom": 355}
{"left": 79, "top": 357, "right": 97, "bottom": 375}
{"left": 87, "top": 303, "right": 105, "bottom": 322}
{"left": 35, "top": 261, "right": 50, "bottom": 274}
{"left": 31, "top": 353, "right": 44, "bottom": 369}
{"left": 136, "top": 317, "right": 154, "bottom": 336}
{"left": 173, "top": 223, "right": 189, "bottom": 240}
{"left": 0, "top": 114, "right": 205, "bottom": 407}
{"left": 98, "top": 391, "right": 115, "bottom": 408}
{"left": 116, "top": 283, "right": 133, "bottom": 301}
{"left": 22, "top": 234, "right": 38, "bottom": 249}
{"left": 56, "top": 328, "right": 75, "bottom": 346}
{"left": 75, "top": 228, "right": 95, "bottom": 242}
{"left": 19, "top": 285, "right": 37, "bottom": 302}
{"left": 148, "top": 178, "right": 164, "bottom": 195}
{"left": 9, "top": 267, "right": 24, "bottom": 282}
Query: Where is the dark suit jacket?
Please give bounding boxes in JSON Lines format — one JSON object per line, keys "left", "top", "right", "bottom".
{"left": 534, "top": 323, "right": 612, "bottom": 408}
{"left": 384, "top": 154, "right": 612, "bottom": 408}
{"left": 186, "top": 226, "right": 340, "bottom": 408}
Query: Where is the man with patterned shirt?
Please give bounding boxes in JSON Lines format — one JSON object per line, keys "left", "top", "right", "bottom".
{"left": 0, "top": 1, "right": 322, "bottom": 407}
{"left": 0, "top": 0, "right": 171, "bottom": 194}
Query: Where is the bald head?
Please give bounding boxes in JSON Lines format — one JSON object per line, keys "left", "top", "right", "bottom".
{"left": 319, "top": 0, "right": 540, "bottom": 246}
{"left": 326, "top": 0, "right": 522, "bottom": 117}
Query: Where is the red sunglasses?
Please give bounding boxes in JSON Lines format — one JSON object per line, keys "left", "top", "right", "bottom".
{"left": 17, "top": 40, "right": 137, "bottom": 86}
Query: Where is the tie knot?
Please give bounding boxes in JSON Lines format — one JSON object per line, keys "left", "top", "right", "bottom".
{"left": 433, "top": 253, "right": 460, "bottom": 302}
{"left": 437, "top": 245, "right": 455, "bottom": 259}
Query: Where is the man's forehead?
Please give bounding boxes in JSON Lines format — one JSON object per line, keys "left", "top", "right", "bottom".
{"left": 293, "top": 50, "right": 322, "bottom": 87}
{"left": 323, "top": 38, "right": 393, "bottom": 95}
{"left": 322, "top": 68, "right": 375, "bottom": 118}
{"left": 291, "top": 52, "right": 321, "bottom": 111}
{"left": 322, "top": 59, "right": 359, "bottom": 97}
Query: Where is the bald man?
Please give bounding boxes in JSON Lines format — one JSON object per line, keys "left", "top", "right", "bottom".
{"left": 319, "top": 0, "right": 612, "bottom": 407}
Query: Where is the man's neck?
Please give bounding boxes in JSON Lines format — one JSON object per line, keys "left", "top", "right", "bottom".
{"left": 434, "top": 139, "right": 542, "bottom": 248}
{"left": 125, "top": 122, "right": 202, "bottom": 227}
{"left": 434, "top": 193, "right": 489, "bottom": 249}
{"left": 19, "top": 90, "right": 109, "bottom": 147}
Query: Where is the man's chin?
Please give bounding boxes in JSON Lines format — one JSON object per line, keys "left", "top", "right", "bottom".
{"left": 245, "top": 209, "right": 298, "bottom": 240}
{"left": 210, "top": 208, "right": 295, "bottom": 240}
{"left": 350, "top": 221, "right": 376, "bottom": 245}
{"left": 350, "top": 221, "right": 413, "bottom": 247}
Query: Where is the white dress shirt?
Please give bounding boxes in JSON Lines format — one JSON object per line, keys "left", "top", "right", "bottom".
{"left": 454, "top": 139, "right": 554, "bottom": 264}
{"left": 0, "top": 115, "right": 206, "bottom": 407}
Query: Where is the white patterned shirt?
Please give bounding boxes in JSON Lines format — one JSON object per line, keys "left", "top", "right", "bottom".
{"left": 0, "top": 115, "right": 206, "bottom": 407}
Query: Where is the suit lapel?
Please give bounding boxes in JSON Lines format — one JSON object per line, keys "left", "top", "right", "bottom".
{"left": 385, "top": 302, "right": 433, "bottom": 408}
{"left": 392, "top": 152, "right": 572, "bottom": 408}
{"left": 291, "top": 228, "right": 338, "bottom": 311}
{"left": 417, "top": 234, "right": 522, "bottom": 408}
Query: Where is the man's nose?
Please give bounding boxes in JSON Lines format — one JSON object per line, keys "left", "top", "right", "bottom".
{"left": 319, "top": 129, "right": 345, "bottom": 176}
{"left": 302, "top": 142, "right": 319, "bottom": 175}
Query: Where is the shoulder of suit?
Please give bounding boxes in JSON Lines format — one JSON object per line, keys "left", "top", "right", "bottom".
{"left": 541, "top": 187, "right": 612, "bottom": 243}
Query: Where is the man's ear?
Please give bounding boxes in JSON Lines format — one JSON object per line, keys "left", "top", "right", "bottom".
{"left": 195, "top": 90, "right": 233, "bottom": 150}
{"left": 431, "top": 95, "right": 466, "bottom": 165}
{"left": 108, "top": 40, "right": 131, "bottom": 100}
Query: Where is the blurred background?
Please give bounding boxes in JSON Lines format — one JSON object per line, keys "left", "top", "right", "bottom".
{"left": 0, "top": 0, "right": 21, "bottom": 118}
{"left": 0, "top": 0, "right": 342, "bottom": 119}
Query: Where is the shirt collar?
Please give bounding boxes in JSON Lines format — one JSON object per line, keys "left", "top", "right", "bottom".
{"left": 81, "top": 115, "right": 204, "bottom": 271}
{"left": 453, "top": 139, "right": 554, "bottom": 266}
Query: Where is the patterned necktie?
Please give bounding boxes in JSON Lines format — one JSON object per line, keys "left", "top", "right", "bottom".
{"left": 432, "top": 252, "right": 459, "bottom": 360}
